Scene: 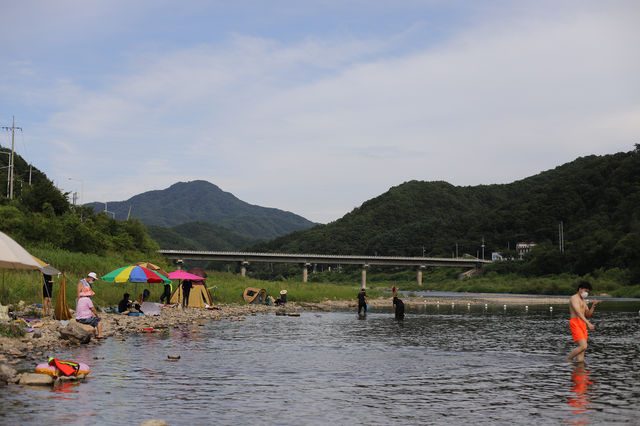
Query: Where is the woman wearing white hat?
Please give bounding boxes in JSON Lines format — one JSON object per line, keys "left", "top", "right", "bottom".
{"left": 77, "top": 272, "right": 98, "bottom": 299}
{"left": 275, "top": 289, "right": 287, "bottom": 306}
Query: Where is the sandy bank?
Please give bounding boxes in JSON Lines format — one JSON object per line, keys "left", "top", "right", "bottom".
{"left": 310, "top": 294, "right": 569, "bottom": 309}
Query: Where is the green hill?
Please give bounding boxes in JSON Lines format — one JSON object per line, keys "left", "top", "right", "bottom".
{"left": 85, "top": 180, "right": 316, "bottom": 241}
{"left": 146, "top": 221, "right": 256, "bottom": 250}
{"left": 252, "top": 147, "right": 640, "bottom": 283}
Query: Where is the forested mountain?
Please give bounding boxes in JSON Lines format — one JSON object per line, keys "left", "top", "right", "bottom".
{"left": 146, "top": 221, "right": 255, "bottom": 250}
{"left": 253, "top": 147, "right": 640, "bottom": 282}
{"left": 85, "top": 180, "right": 316, "bottom": 240}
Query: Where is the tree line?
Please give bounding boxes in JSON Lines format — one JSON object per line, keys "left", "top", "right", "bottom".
{"left": 252, "top": 146, "right": 640, "bottom": 285}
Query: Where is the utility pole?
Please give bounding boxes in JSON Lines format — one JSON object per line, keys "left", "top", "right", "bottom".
{"left": 1, "top": 116, "right": 22, "bottom": 200}
{"left": 481, "top": 237, "right": 485, "bottom": 260}
{"left": 559, "top": 221, "right": 565, "bottom": 253}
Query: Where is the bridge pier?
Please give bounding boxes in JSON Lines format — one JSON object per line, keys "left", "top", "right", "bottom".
{"left": 240, "top": 261, "right": 249, "bottom": 277}
{"left": 417, "top": 265, "right": 425, "bottom": 286}
{"left": 361, "top": 264, "right": 369, "bottom": 289}
{"left": 302, "top": 263, "right": 311, "bottom": 282}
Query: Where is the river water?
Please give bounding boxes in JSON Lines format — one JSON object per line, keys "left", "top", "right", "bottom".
{"left": 2, "top": 298, "right": 640, "bottom": 425}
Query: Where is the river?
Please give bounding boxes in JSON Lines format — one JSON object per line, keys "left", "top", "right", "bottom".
{"left": 2, "top": 297, "right": 639, "bottom": 425}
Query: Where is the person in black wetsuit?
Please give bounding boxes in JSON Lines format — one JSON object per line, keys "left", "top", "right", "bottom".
{"left": 392, "top": 285, "right": 405, "bottom": 319}
{"left": 357, "top": 288, "right": 367, "bottom": 314}
{"left": 182, "top": 280, "right": 192, "bottom": 308}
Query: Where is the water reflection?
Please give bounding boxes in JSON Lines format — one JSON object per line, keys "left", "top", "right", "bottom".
{"left": 1, "top": 301, "right": 639, "bottom": 425}
{"left": 567, "top": 363, "right": 593, "bottom": 425}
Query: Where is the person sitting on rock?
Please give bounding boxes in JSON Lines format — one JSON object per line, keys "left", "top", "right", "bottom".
{"left": 275, "top": 289, "right": 287, "bottom": 306}
{"left": 76, "top": 287, "right": 104, "bottom": 339}
{"left": 118, "top": 293, "right": 132, "bottom": 314}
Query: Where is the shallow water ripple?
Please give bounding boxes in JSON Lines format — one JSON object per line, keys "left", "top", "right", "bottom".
{"left": 1, "top": 301, "right": 639, "bottom": 425}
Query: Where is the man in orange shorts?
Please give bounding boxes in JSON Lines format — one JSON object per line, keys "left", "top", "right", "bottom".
{"left": 567, "top": 281, "right": 599, "bottom": 362}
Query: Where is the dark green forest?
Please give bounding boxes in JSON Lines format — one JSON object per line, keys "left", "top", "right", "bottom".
{"left": 252, "top": 146, "right": 640, "bottom": 285}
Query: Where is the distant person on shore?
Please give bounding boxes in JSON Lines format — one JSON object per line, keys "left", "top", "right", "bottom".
{"left": 182, "top": 280, "right": 192, "bottom": 308}
{"left": 118, "top": 293, "right": 131, "bottom": 314}
{"left": 160, "top": 282, "right": 172, "bottom": 304}
{"left": 76, "top": 287, "right": 104, "bottom": 339}
{"left": 42, "top": 273, "right": 54, "bottom": 316}
{"left": 567, "top": 281, "right": 599, "bottom": 362}
{"left": 392, "top": 285, "right": 405, "bottom": 319}
{"left": 275, "top": 289, "right": 287, "bottom": 306}
{"left": 357, "top": 288, "right": 367, "bottom": 315}
{"left": 139, "top": 289, "right": 150, "bottom": 304}
{"left": 77, "top": 272, "right": 98, "bottom": 299}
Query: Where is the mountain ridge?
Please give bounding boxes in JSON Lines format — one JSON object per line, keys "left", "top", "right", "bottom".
{"left": 85, "top": 180, "right": 316, "bottom": 242}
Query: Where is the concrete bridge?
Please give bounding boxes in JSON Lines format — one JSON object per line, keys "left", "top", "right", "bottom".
{"left": 157, "top": 250, "right": 492, "bottom": 287}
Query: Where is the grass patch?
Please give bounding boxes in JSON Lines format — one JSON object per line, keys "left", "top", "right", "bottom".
{"left": 0, "top": 322, "right": 25, "bottom": 338}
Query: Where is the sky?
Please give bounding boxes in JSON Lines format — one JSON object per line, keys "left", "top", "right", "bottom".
{"left": 1, "top": 0, "right": 638, "bottom": 224}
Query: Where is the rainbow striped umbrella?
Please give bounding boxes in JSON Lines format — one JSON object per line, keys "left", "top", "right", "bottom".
{"left": 102, "top": 265, "right": 171, "bottom": 284}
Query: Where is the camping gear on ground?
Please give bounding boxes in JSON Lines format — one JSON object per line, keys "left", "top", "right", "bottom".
{"left": 102, "top": 265, "right": 171, "bottom": 284}
{"left": 135, "top": 262, "right": 169, "bottom": 279}
{"left": 243, "top": 287, "right": 267, "bottom": 304}
{"left": 169, "top": 267, "right": 213, "bottom": 308}
{"left": 35, "top": 358, "right": 91, "bottom": 377}
{"left": 140, "top": 302, "right": 161, "bottom": 316}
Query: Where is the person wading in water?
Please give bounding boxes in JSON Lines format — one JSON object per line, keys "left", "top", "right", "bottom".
{"left": 357, "top": 288, "right": 367, "bottom": 315}
{"left": 567, "top": 281, "right": 599, "bottom": 362}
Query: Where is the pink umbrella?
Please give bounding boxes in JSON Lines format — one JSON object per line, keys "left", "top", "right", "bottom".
{"left": 168, "top": 270, "right": 204, "bottom": 280}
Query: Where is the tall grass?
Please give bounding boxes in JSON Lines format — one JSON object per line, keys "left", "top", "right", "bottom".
{"left": 3, "top": 248, "right": 637, "bottom": 310}
{"left": 0, "top": 248, "right": 381, "bottom": 309}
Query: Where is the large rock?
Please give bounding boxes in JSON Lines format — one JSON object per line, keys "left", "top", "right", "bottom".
{"left": 19, "top": 373, "right": 54, "bottom": 386}
{"left": 59, "top": 322, "right": 92, "bottom": 344}
{"left": 0, "top": 363, "right": 18, "bottom": 384}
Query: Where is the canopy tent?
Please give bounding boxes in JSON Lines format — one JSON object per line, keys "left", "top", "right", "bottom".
{"left": 169, "top": 267, "right": 213, "bottom": 308}
{"left": 135, "top": 262, "right": 169, "bottom": 279}
{"left": 168, "top": 270, "right": 204, "bottom": 280}
{"left": 0, "top": 231, "right": 42, "bottom": 270}
{"left": 102, "top": 265, "right": 171, "bottom": 284}
{"left": 0, "top": 231, "right": 41, "bottom": 306}
{"left": 32, "top": 256, "right": 62, "bottom": 276}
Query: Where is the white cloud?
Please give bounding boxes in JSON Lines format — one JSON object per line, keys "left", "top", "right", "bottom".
{"left": 8, "top": 2, "right": 640, "bottom": 223}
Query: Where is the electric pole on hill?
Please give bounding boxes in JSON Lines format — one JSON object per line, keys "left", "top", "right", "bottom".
{"left": 1, "top": 117, "right": 22, "bottom": 200}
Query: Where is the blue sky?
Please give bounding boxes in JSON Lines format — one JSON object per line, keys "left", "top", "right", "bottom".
{"left": 1, "top": 0, "right": 638, "bottom": 223}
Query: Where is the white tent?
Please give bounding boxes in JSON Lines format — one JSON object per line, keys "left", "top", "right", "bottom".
{"left": 0, "top": 231, "right": 41, "bottom": 270}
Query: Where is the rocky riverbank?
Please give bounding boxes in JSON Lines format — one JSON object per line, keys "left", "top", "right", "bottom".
{"left": 0, "top": 302, "right": 297, "bottom": 385}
